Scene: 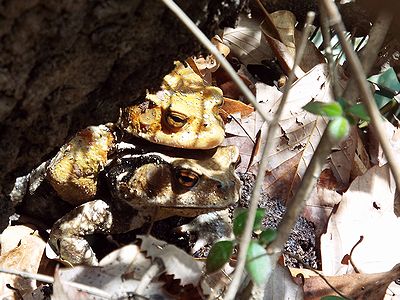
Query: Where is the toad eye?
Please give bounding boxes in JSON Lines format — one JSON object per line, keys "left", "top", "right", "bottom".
{"left": 175, "top": 169, "right": 199, "bottom": 188}
{"left": 165, "top": 111, "right": 188, "bottom": 128}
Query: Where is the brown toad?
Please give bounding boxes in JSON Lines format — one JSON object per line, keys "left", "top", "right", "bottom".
{"left": 47, "top": 143, "right": 240, "bottom": 265}
{"left": 11, "top": 61, "right": 238, "bottom": 265}
{"left": 119, "top": 61, "right": 225, "bottom": 149}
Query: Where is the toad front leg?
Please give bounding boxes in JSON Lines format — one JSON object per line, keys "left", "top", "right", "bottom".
{"left": 48, "top": 200, "right": 151, "bottom": 265}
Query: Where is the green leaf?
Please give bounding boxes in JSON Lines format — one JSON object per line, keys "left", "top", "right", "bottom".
{"left": 337, "top": 97, "right": 348, "bottom": 110}
{"left": 328, "top": 116, "right": 350, "bottom": 141}
{"left": 206, "top": 240, "right": 234, "bottom": 274}
{"left": 233, "top": 209, "right": 265, "bottom": 237}
{"left": 245, "top": 241, "right": 271, "bottom": 285}
{"left": 347, "top": 103, "right": 370, "bottom": 121}
{"left": 321, "top": 296, "right": 347, "bottom": 300}
{"left": 368, "top": 67, "right": 400, "bottom": 93}
{"left": 303, "top": 101, "right": 343, "bottom": 118}
{"left": 259, "top": 229, "right": 278, "bottom": 245}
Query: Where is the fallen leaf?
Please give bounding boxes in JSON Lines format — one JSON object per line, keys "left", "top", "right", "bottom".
{"left": 223, "top": 14, "right": 275, "bottom": 66}
{"left": 223, "top": 84, "right": 282, "bottom": 173}
{"left": 302, "top": 264, "right": 400, "bottom": 299}
{"left": 220, "top": 97, "right": 254, "bottom": 122}
{"left": 261, "top": 11, "right": 325, "bottom": 77}
{"left": 329, "top": 127, "right": 362, "bottom": 190}
{"left": 368, "top": 119, "right": 400, "bottom": 166}
{"left": 139, "top": 235, "right": 203, "bottom": 286}
{"left": 263, "top": 263, "right": 304, "bottom": 299}
{"left": 320, "top": 164, "right": 400, "bottom": 275}
{"left": 255, "top": 64, "right": 331, "bottom": 203}
{"left": 0, "top": 225, "right": 46, "bottom": 299}
{"left": 270, "top": 11, "right": 296, "bottom": 58}
{"left": 57, "top": 244, "right": 172, "bottom": 299}
{"left": 188, "top": 36, "right": 231, "bottom": 84}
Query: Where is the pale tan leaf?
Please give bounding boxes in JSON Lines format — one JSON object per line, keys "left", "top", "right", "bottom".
{"left": 261, "top": 12, "right": 325, "bottom": 77}
{"left": 329, "top": 131, "right": 356, "bottom": 188}
{"left": 320, "top": 164, "right": 400, "bottom": 275}
{"left": 270, "top": 11, "right": 296, "bottom": 58}
{"left": 57, "top": 245, "right": 172, "bottom": 299}
{"left": 223, "top": 14, "right": 275, "bottom": 65}
{"left": 255, "top": 64, "right": 331, "bottom": 202}
{"left": 223, "top": 84, "right": 282, "bottom": 173}
{"left": 0, "top": 225, "right": 46, "bottom": 299}
{"left": 138, "top": 235, "right": 202, "bottom": 286}
{"left": 264, "top": 264, "right": 304, "bottom": 299}
{"left": 369, "top": 119, "right": 400, "bottom": 166}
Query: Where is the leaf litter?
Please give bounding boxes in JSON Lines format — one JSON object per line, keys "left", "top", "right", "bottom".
{"left": 2, "top": 4, "right": 400, "bottom": 300}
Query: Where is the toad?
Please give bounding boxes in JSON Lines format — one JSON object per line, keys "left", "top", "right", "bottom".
{"left": 119, "top": 61, "right": 225, "bottom": 149}
{"left": 48, "top": 144, "right": 240, "bottom": 265}
{"left": 11, "top": 61, "right": 240, "bottom": 265}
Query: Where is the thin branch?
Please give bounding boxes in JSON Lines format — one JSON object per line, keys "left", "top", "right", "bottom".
{"left": 224, "top": 12, "right": 316, "bottom": 300}
{"left": 321, "top": 0, "right": 400, "bottom": 195}
{"left": 319, "top": 0, "right": 340, "bottom": 99}
{"left": 342, "top": 9, "right": 394, "bottom": 104}
{"left": 159, "top": 0, "right": 269, "bottom": 122}
{"left": 0, "top": 267, "right": 112, "bottom": 299}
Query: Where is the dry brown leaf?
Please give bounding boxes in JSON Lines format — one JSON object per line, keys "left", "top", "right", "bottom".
{"left": 270, "top": 11, "right": 296, "bottom": 58}
{"left": 302, "top": 264, "right": 400, "bottom": 299}
{"left": 216, "top": 70, "right": 256, "bottom": 101}
{"left": 260, "top": 11, "right": 325, "bottom": 77}
{"left": 223, "top": 14, "right": 275, "bottom": 66}
{"left": 304, "top": 170, "right": 342, "bottom": 238}
{"left": 220, "top": 97, "right": 254, "bottom": 122}
{"left": 255, "top": 64, "right": 331, "bottom": 202}
{"left": 329, "top": 127, "right": 370, "bottom": 190}
{"left": 261, "top": 19, "right": 305, "bottom": 78}
{"left": 138, "top": 235, "right": 202, "bottom": 286}
{"left": 0, "top": 225, "right": 46, "bottom": 299}
{"left": 320, "top": 164, "right": 400, "bottom": 275}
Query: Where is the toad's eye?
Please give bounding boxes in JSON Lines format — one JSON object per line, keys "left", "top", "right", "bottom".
{"left": 165, "top": 111, "right": 188, "bottom": 128}
{"left": 175, "top": 169, "right": 199, "bottom": 188}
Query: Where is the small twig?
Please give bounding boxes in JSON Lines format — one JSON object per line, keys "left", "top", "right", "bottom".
{"left": 349, "top": 236, "right": 364, "bottom": 273}
{"left": 159, "top": 0, "right": 268, "bottom": 122}
{"left": 318, "top": 0, "right": 340, "bottom": 99}
{"left": 321, "top": 0, "right": 400, "bottom": 196}
{"left": 0, "top": 267, "right": 112, "bottom": 299}
{"left": 224, "top": 12, "right": 316, "bottom": 300}
{"left": 254, "top": 0, "right": 281, "bottom": 41}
